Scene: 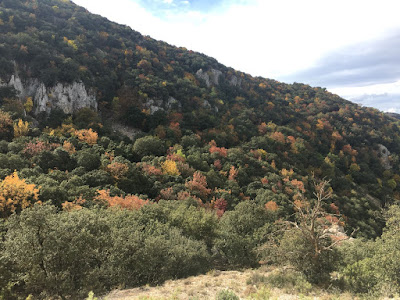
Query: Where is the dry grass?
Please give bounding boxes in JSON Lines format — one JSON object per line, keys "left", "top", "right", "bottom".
{"left": 104, "top": 268, "right": 357, "bottom": 300}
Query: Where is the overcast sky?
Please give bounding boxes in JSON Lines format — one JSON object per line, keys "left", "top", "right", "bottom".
{"left": 72, "top": 0, "right": 400, "bottom": 113}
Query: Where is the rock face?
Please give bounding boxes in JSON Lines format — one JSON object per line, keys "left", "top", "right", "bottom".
{"left": 2, "top": 74, "right": 97, "bottom": 115}
{"left": 228, "top": 75, "right": 242, "bottom": 87}
{"left": 196, "top": 68, "right": 223, "bottom": 87}
{"left": 196, "top": 68, "right": 241, "bottom": 88}
{"left": 377, "top": 144, "right": 392, "bottom": 170}
{"left": 143, "top": 96, "right": 182, "bottom": 115}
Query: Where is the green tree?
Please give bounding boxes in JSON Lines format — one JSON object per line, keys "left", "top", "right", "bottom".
{"left": 132, "top": 136, "right": 165, "bottom": 158}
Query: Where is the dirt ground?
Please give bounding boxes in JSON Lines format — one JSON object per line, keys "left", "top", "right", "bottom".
{"left": 105, "top": 268, "right": 355, "bottom": 300}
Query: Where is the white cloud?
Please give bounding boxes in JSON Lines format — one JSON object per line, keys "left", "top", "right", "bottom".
{"left": 330, "top": 80, "right": 400, "bottom": 98}
{"left": 72, "top": 0, "right": 400, "bottom": 81}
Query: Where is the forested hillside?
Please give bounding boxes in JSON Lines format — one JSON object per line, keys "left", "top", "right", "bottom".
{"left": 1, "top": 0, "right": 400, "bottom": 299}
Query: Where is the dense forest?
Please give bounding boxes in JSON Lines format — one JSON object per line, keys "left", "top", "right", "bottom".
{"left": 1, "top": 0, "right": 400, "bottom": 298}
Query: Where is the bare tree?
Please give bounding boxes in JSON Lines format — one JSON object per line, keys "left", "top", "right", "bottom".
{"left": 259, "top": 178, "right": 354, "bottom": 283}
{"left": 287, "top": 179, "right": 352, "bottom": 260}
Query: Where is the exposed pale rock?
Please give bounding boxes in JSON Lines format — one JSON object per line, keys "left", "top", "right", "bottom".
{"left": 196, "top": 69, "right": 210, "bottom": 87}
{"left": 166, "top": 96, "right": 181, "bottom": 110}
{"left": 196, "top": 68, "right": 223, "bottom": 87}
{"left": 144, "top": 97, "right": 182, "bottom": 114}
{"left": 377, "top": 144, "right": 392, "bottom": 170}
{"left": 202, "top": 100, "right": 211, "bottom": 109}
{"left": 210, "top": 69, "right": 223, "bottom": 85}
{"left": 228, "top": 75, "right": 242, "bottom": 87}
{"left": 150, "top": 105, "right": 164, "bottom": 114}
{"left": 2, "top": 74, "right": 97, "bottom": 115}
{"left": 143, "top": 98, "right": 164, "bottom": 115}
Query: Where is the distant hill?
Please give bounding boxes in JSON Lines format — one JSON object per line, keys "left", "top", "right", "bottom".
{"left": 387, "top": 112, "right": 400, "bottom": 120}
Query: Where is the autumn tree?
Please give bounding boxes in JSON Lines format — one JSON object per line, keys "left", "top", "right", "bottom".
{"left": 24, "top": 97, "right": 33, "bottom": 113}
{"left": 161, "top": 159, "right": 180, "bottom": 176}
{"left": 94, "top": 190, "right": 149, "bottom": 210}
{"left": 185, "top": 171, "right": 211, "bottom": 200}
{"left": 74, "top": 128, "right": 98, "bottom": 145}
{"left": 260, "top": 179, "right": 351, "bottom": 283}
{"left": 106, "top": 162, "right": 129, "bottom": 180}
{"left": 13, "top": 119, "right": 29, "bottom": 138}
{"left": 0, "top": 171, "right": 40, "bottom": 218}
{"left": 0, "top": 109, "right": 14, "bottom": 140}
{"left": 23, "top": 140, "right": 50, "bottom": 157}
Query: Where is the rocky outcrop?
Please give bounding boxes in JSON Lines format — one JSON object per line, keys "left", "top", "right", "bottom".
{"left": 166, "top": 96, "right": 181, "bottom": 110}
{"left": 228, "top": 75, "right": 242, "bottom": 87}
{"left": 377, "top": 144, "right": 392, "bottom": 170}
{"left": 196, "top": 68, "right": 223, "bottom": 87}
{"left": 143, "top": 96, "right": 182, "bottom": 115}
{"left": 143, "top": 99, "right": 164, "bottom": 115}
{"left": 196, "top": 68, "right": 241, "bottom": 88}
{"left": 2, "top": 74, "right": 97, "bottom": 115}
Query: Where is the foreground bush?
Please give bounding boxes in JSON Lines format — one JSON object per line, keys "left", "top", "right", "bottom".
{"left": 338, "top": 205, "right": 400, "bottom": 296}
{"left": 1, "top": 204, "right": 210, "bottom": 299}
{"left": 215, "top": 202, "right": 276, "bottom": 267}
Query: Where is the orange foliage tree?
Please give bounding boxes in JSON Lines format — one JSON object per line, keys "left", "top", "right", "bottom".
{"left": 185, "top": 171, "right": 211, "bottom": 199}
{"left": 94, "top": 190, "right": 149, "bottom": 210}
{"left": 106, "top": 162, "right": 129, "bottom": 180}
{"left": 209, "top": 140, "right": 228, "bottom": 157}
{"left": 74, "top": 128, "right": 98, "bottom": 145}
{"left": 62, "top": 140, "right": 76, "bottom": 154}
{"left": 0, "top": 171, "right": 40, "bottom": 217}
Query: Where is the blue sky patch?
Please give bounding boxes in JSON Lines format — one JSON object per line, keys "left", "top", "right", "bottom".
{"left": 136, "top": 0, "right": 235, "bottom": 17}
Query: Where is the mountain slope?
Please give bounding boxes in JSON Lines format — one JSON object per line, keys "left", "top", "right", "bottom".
{"left": 0, "top": 0, "right": 400, "bottom": 236}
{"left": 2, "top": 0, "right": 400, "bottom": 299}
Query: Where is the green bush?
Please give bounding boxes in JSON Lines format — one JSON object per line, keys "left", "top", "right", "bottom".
{"left": 215, "top": 202, "right": 275, "bottom": 267}
{"left": 2, "top": 204, "right": 211, "bottom": 298}
{"left": 77, "top": 148, "right": 101, "bottom": 171}
{"left": 133, "top": 136, "right": 165, "bottom": 158}
{"left": 262, "top": 269, "right": 312, "bottom": 294}
{"left": 215, "top": 289, "right": 239, "bottom": 300}
{"left": 108, "top": 211, "right": 210, "bottom": 287}
{"left": 3, "top": 205, "right": 111, "bottom": 299}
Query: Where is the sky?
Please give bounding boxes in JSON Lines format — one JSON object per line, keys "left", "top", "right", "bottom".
{"left": 72, "top": 0, "right": 400, "bottom": 113}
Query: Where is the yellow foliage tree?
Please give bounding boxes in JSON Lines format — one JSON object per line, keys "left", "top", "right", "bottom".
{"left": 24, "top": 97, "right": 34, "bottom": 113}
{"left": 13, "top": 119, "right": 29, "bottom": 138}
{"left": 74, "top": 128, "right": 98, "bottom": 145}
{"left": 161, "top": 160, "right": 180, "bottom": 176}
{"left": 0, "top": 171, "right": 40, "bottom": 217}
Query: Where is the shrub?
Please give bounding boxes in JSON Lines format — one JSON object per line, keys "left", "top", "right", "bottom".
{"left": 215, "top": 202, "right": 275, "bottom": 267}
{"left": 3, "top": 205, "right": 111, "bottom": 299}
{"left": 107, "top": 211, "right": 210, "bottom": 287}
{"left": 2, "top": 205, "right": 211, "bottom": 298}
{"left": 261, "top": 269, "right": 313, "bottom": 294}
{"left": 133, "top": 136, "right": 165, "bottom": 158}
{"left": 215, "top": 289, "right": 239, "bottom": 300}
{"left": 77, "top": 149, "right": 101, "bottom": 171}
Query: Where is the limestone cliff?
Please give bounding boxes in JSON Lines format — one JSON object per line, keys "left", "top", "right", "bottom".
{"left": 2, "top": 74, "right": 97, "bottom": 115}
